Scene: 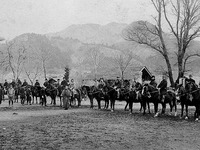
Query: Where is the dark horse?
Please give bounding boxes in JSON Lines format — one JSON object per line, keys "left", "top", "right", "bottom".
{"left": 141, "top": 84, "right": 160, "bottom": 116}
{"left": 103, "top": 85, "right": 117, "bottom": 111}
{"left": 125, "top": 89, "right": 142, "bottom": 114}
{"left": 82, "top": 85, "right": 105, "bottom": 109}
{"left": 71, "top": 88, "right": 82, "bottom": 107}
{"left": 177, "top": 82, "right": 200, "bottom": 121}
{"left": 19, "top": 86, "right": 26, "bottom": 105}
{"left": 162, "top": 89, "right": 177, "bottom": 116}
{"left": 31, "top": 86, "right": 41, "bottom": 104}
{"left": 39, "top": 87, "right": 47, "bottom": 106}
{"left": 57, "top": 85, "right": 63, "bottom": 106}
{"left": 45, "top": 86, "right": 57, "bottom": 105}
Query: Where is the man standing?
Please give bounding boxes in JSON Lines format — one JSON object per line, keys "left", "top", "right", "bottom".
{"left": 61, "top": 85, "right": 72, "bottom": 110}
{"left": 8, "top": 84, "right": 15, "bottom": 107}
{"left": 158, "top": 75, "right": 168, "bottom": 102}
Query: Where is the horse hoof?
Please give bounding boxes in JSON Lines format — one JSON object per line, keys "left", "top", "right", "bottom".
{"left": 111, "top": 110, "right": 114, "bottom": 112}
{"left": 154, "top": 113, "right": 159, "bottom": 117}
{"left": 195, "top": 118, "right": 199, "bottom": 122}
{"left": 185, "top": 116, "right": 188, "bottom": 120}
{"left": 129, "top": 112, "right": 132, "bottom": 115}
{"left": 174, "top": 112, "right": 177, "bottom": 117}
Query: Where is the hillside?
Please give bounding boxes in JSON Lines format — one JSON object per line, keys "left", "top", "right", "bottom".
{"left": 1, "top": 21, "right": 200, "bottom": 82}
{"left": 47, "top": 22, "right": 128, "bottom": 45}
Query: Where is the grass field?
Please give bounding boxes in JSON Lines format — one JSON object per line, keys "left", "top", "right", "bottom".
{"left": 0, "top": 99, "right": 200, "bottom": 150}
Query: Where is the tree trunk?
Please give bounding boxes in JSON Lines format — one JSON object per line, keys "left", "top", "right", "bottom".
{"left": 43, "top": 61, "right": 47, "bottom": 79}
{"left": 121, "top": 71, "right": 124, "bottom": 87}
{"left": 164, "top": 55, "right": 174, "bottom": 87}
{"left": 177, "top": 53, "right": 184, "bottom": 82}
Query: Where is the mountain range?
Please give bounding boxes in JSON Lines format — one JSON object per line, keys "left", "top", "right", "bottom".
{"left": 1, "top": 21, "right": 200, "bottom": 83}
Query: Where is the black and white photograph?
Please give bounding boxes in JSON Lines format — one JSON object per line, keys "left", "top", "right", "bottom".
{"left": 0, "top": 0, "right": 200, "bottom": 149}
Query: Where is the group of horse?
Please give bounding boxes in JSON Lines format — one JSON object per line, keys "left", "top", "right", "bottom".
{"left": 81, "top": 81, "right": 200, "bottom": 121}
{"left": 1, "top": 80, "right": 200, "bottom": 121}
{"left": 2, "top": 84, "right": 82, "bottom": 108}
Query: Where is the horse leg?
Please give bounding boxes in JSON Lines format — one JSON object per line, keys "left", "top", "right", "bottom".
{"left": 174, "top": 99, "right": 177, "bottom": 117}
{"left": 154, "top": 102, "right": 159, "bottom": 117}
{"left": 195, "top": 105, "right": 199, "bottom": 121}
{"left": 139, "top": 101, "right": 143, "bottom": 112}
{"left": 53, "top": 97, "right": 56, "bottom": 106}
{"left": 161, "top": 102, "right": 166, "bottom": 114}
{"left": 129, "top": 101, "right": 133, "bottom": 114}
{"left": 78, "top": 97, "right": 81, "bottom": 107}
{"left": 147, "top": 102, "right": 151, "bottom": 114}
{"left": 35, "top": 97, "right": 37, "bottom": 104}
{"left": 90, "top": 97, "right": 93, "bottom": 109}
{"left": 124, "top": 101, "right": 129, "bottom": 111}
{"left": 180, "top": 103, "right": 184, "bottom": 118}
{"left": 142, "top": 100, "right": 146, "bottom": 115}
{"left": 112, "top": 100, "right": 115, "bottom": 112}
{"left": 110, "top": 100, "right": 113, "bottom": 111}
{"left": 185, "top": 105, "right": 189, "bottom": 119}
{"left": 97, "top": 99, "right": 101, "bottom": 109}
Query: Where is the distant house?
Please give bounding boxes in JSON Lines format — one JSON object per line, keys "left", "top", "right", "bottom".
{"left": 140, "top": 66, "right": 153, "bottom": 81}
{"left": 130, "top": 66, "right": 153, "bottom": 83}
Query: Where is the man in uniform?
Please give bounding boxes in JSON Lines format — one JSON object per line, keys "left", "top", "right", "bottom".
{"left": 61, "top": 77, "right": 68, "bottom": 88}
{"left": 158, "top": 75, "right": 168, "bottom": 102}
{"left": 61, "top": 84, "right": 72, "bottom": 110}
{"left": 11, "top": 79, "right": 16, "bottom": 88}
{"left": 56, "top": 79, "right": 60, "bottom": 87}
{"left": 98, "top": 78, "right": 106, "bottom": 89}
{"left": 16, "top": 78, "right": 22, "bottom": 86}
{"left": 4, "top": 80, "right": 8, "bottom": 89}
{"left": 149, "top": 75, "right": 157, "bottom": 88}
{"left": 114, "top": 77, "right": 121, "bottom": 98}
{"left": 22, "top": 79, "right": 28, "bottom": 87}
{"left": 8, "top": 84, "right": 15, "bottom": 107}
{"left": 43, "top": 78, "right": 50, "bottom": 88}
{"left": 35, "top": 79, "right": 40, "bottom": 87}
{"left": 186, "top": 74, "right": 196, "bottom": 84}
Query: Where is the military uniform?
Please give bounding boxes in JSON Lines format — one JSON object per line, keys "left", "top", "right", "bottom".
{"left": 61, "top": 79, "right": 68, "bottom": 88}
{"left": 149, "top": 80, "right": 157, "bottom": 88}
{"left": 22, "top": 81, "right": 28, "bottom": 87}
{"left": 34, "top": 81, "right": 40, "bottom": 87}
{"left": 158, "top": 78, "right": 167, "bottom": 101}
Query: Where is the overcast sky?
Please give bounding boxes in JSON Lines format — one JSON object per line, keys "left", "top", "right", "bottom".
{"left": 0, "top": 0, "right": 156, "bottom": 40}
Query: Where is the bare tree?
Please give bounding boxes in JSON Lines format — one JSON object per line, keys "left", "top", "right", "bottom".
{"left": 123, "top": 0, "right": 200, "bottom": 86}
{"left": 2, "top": 40, "right": 27, "bottom": 80}
{"left": 162, "top": 0, "right": 200, "bottom": 79}
{"left": 114, "top": 50, "right": 133, "bottom": 83}
{"left": 23, "top": 55, "right": 42, "bottom": 85}
{"left": 34, "top": 38, "right": 54, "bottom": 79}
{"left": 87, "top": 45, "right": 104, "bottom": 79}
{"left": 183, "top": 52, "right": 200, "bottom": 74}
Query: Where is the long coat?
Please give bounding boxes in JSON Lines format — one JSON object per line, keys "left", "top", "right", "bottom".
{"left": 158, "top": 79, "right": 167, "bottom": 95}
{"left": 61, "top": 88, "right": 72, "bottom": 110}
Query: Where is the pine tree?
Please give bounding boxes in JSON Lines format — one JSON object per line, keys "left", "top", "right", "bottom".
{"left": 64, "top": 66, "right": 70, "bottom": 82}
